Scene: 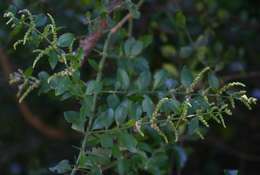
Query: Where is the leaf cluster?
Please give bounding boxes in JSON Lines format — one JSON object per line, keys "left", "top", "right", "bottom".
{"left": 4, "top": 2, "right": 257, "bottom": 175}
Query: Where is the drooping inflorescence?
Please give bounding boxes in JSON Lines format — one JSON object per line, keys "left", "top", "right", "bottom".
{"left": 9, "top": 69, "right": 40, "bottom": 103}
{"left": 4, "top": 9, "right": 81, "bottom": 103}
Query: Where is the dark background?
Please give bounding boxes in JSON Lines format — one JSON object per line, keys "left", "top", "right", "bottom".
{"left": 0, "top": 0, "right": 260, "bottom": 174}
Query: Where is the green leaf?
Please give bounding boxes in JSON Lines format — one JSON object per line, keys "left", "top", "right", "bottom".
{"left": 125, "top": 0, "right": 140, "bottom": 19}
{"left": 153, "top": 70, "right": 167, "bottom": 90}
{"left": 128, "top": 94, "right": 144, "bottom": 102}
{"left": 131, "top": 41, "right": 143, "bottom": 57}
{"left": 34, "top": 14, "right": 47, "bottom": 27}
{"left": 85, "top": 80, "right": 103, "bottom": 95}
{"left": 124, "top": 38, "right": 134, "bottom": 56}
{"left": 38, "top": 71, "right": 50, "bottom": 94}
{"left": 208, "top": 72, "right": 219, "bottom": 89}
{"left": 130, "top": 7, "right": 140, "bottom": 19}
{"left": 78, "top": 153, "right": 88, "bottom": 169}
{"left": 179, "top": 46, "right": 193, "bottom": 58}
{"left": 190, "top": 96, "right": 209, "bottom": 112}
{"left": 64, "top": 111, "right": 79, "bottom": 123}
{"left": 48, "top": 50, "right": 59, "bottom": 70}
{"left": 92, "top": 108, "right": 114, "bottom": 129}
{"left": 57, "top": 33, "right": 75, "bottom": 47}
{"left": 136, "top": 71, "right": 151, "bottom": 90}
{"left": 24, "top": 67, "right": 33, "bottom": 77}
{"left": 49, "top": 160, "right": 71, "bottom": 174}
{"left": 117, "top": 158, "right": 128, "bottom": 175}
{"left": 117, "top": 69, "right": 130, "bottom": 90}
{"left": 100, "top": 134, "right": 114, "bottom": 148}
{"left": 107, "top": 94, "right": 120, "bottom": 108}
{"left": 118, "top": 132, "right": 137, "bottom": 152}
{"left": 124, "top": 38, "right": 143, "bottom": 57}
{"left": 128, "top": 102, "right": 142, "bottom": 120}
{"left": 142, "top": 96, "right": 154, "bottom": 118}
{"left": 180, "top": 66, "right": 193, "bottom": 87}
{"left": 38, "top": 71, "right": 49, "bottom": 80}
{"left": 115, "top": 104, "right": 128, "bottom": 126}
{"left": 90, "top": 165, "right": 103, "bottom": 175}
{"left": 188, "top": 118, "right": 199, "bottom": 135}
{"left": 80, "top": 95, "right": 93, "bottom": 119}
{"left": 112, "top": 145, "right": 122, "bottom": 158}
{"left": 145, "top": 154, "right": 168, "bottom": 173}
{"left": 29, "top": 31, "right": 41, "bottom": 48}
{"left": 49, "top": 76, "right": 71, "bottom": 96}
{"left": 64, "top": 111, "right": 85, "bottom": 132}
{"left": 67, "top": 76, "right": 85, "bottom": 97}
{"left": 117, "top": 158, "right": 127, "bottom": 175}
{"left": 175, "top": 11, "right": 186, "bottom": 28}
{"left": 161, "top": 99, "right": 180, "bottom": 114}
{"left": 134, "top": 58, "right": 150, "bottom": 72}
{"left": 76, "top": 48, "right": 84, "bottom": 61}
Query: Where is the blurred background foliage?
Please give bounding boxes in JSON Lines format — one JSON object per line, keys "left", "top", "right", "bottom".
{"left": 0, "top": 0, "right": 260, "bottom": 174}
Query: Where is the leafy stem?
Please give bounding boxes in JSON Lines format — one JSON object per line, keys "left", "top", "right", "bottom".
{"left": 70, "top": 0, "right": 145, "bottom": 171}
{"left": 70, "top": 31, "right": 113, "bottom": 175}
{"left": 87, "top": 109, "right": 229, "bottom": 137}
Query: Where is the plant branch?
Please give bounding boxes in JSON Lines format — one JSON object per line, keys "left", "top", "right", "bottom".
{"left": 71, "top": 1, "right": 145, "bottom": 174}
{"left": 80, "top": 0, "right": 125, "bottom": 66}
{"left": 87, "top": 110, "right": 227, "bottom": 136}
{"left": 80, "top": 0, "right": 144, "bottom": 66}
{"left": 83, "top": 90, "right": 236, "bottom": 100}
{"left": 70, "top": 32, "right": 113, "bottom": 175}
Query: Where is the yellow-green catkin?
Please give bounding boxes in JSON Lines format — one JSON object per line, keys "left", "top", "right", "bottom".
{"left": 150, "top": 98, "right": 170, "bottom": 143}
{"left": 218, "top": 82, "right": 246, "bottom": 95}
{"left": 47, "top": 67, "right": 75, "bottom": 83}
{"left": 135, "top": 120, "right": 144, "bottom": 137}
{"left": 218, "top": 114, "right": 226, "bottom": 128}
{"left": 240, "top": 95, "right": 257, "bottom": 110}
{"left": 32, "top": 46, "right": 53, "bottom": 68}
{"left": 19, "top": 9, "right": 36, "bottom": 45}
{"left": 196, "top": 130, "right": 204, "bottom": 139}
{"left": 198, "top": 115, "right": 209, "bottom": 127}
{"left": 191, "top": 67, "right": 210, "bottom": 90}
{"left": 47, "top": 13, "right": 58, "bottom": 44}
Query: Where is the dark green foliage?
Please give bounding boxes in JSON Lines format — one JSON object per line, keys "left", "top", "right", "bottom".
{"left": 2, "top": 0, "right": 258, "bottom": 175}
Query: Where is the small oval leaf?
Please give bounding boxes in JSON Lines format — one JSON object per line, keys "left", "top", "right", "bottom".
{"left": 57, "top": 33, "right": 75, "bottom": 47}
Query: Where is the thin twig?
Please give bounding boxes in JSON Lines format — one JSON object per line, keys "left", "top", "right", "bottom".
{"left": 111, "top": 13, "right": 132, "bottom": 34}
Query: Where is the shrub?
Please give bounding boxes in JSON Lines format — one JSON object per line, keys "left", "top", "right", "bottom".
{"left": 4, "top": 1, "right": 256, "bottom": 174}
